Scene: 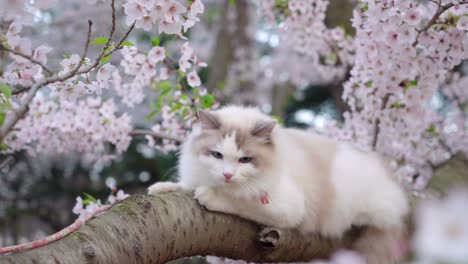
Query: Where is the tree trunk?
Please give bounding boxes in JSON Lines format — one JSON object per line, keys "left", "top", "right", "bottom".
{"left": 1, "top": 154, "right": 466, "bottom": 264}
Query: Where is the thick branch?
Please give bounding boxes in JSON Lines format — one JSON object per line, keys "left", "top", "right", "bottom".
{"left": 0, "top": 192, "right": 362, "bottom": 263}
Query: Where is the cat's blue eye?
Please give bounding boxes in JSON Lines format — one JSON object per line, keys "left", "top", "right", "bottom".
{"left": 210, "top": 151, "right": 223, "bottom": 159}
{"left": 239, "top": 157, "right": 253, "bottom": 163}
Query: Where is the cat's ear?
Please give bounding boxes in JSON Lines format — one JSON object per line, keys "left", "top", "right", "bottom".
{"left": 252, "top": 120, "right": 276, "bottom": 141}
{"left": 197, "top": 109, "right": 221, "bottom": 130}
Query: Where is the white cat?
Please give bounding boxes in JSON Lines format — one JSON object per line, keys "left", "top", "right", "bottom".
{"left": 148, "top": 105, "right": 409, "bottom": 263}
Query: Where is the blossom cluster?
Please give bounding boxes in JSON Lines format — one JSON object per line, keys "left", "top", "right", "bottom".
{"left": 256, "top": 0, "right": 355, "bottom": 84}
{"left": 72, "top": 179, "right": 130, "bottom": 220}
{"left": 1, "top": 0, "right": 213, "bottom": 161}
{"left": 123, "top": 0, "right": 204, "bottom": 35}
{"left": 325, "top": 0, "right": 468, "bottom": 187}
{"left": 1, "top": 23, "right": 49, "bottom": 87}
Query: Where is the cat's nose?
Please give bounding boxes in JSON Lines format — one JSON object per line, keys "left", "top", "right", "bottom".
{"left": 223, "top": 173, "right": 233, "bottom": 180}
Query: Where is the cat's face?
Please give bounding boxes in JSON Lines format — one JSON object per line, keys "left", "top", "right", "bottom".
{"left": 190, "top": 109, "right": 276, "bottom": 188}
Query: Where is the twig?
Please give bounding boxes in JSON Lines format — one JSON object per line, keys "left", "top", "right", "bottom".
{"left": 130, "top": 129, "right": 184, "bottom": 143}
{"left": 0, "top": 204, "right": 112, "bottom": 254}
{"left": 0, "top": 45, "right": 53, "bottom": 75}
{"left": 413, "top": 1, "right": 468, "bottom": 47}
{"left": 372, "top": 94, "right": 390, "bottom": 149}
{"left": 69, "top": 20, "right": 93, "bottom": 77}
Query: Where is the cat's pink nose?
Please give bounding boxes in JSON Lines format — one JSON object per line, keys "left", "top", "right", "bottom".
{"left": 223, "top": 173, "right": 233, "bottom": 180}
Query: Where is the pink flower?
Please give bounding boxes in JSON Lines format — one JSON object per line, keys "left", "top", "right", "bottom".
{"left": 123, "top": 1, "right": 147, "bottom": 25}
{"left": 135, "top": 16, "right": 154, "bottom": 30}
{"left": 457, "top": 16, "right": 468, "bottom": 31}
{"left": 189, "top": 0, "right": 204, "bottom": 16}
{"left": 162, "top": 0, "right": 185, "bottom": 22}
{"left": 159, "top": 20, "right": 182, "bottom": 35}
{"left": 179, "top": 58, "right": 191, "bottom": 72}
{"left": 97, "top": 64, "right": 116, "bottom": 82}
{"left": 60, "top": 54, "right": 80, "bottom": 71}
{"left": 33, "top": 45, "right": 52, "bottom": 64}
{"left": 136, "top": 0, "right": 154, "bottom": 9}
{"left": 72, "top": 197, "right": 84, "bottom": 215}
{"left": 404, "top": 9, "right": 422, "bottom": 26}
{"left": 187, "top": 70, "right": 201, "bottom": 87}
{"left": 148, "top": 46, "right": 165, "bottom": 64}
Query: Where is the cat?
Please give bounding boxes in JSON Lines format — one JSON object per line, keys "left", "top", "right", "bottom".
{"left": 148, "top": 105, "right": 409, "bottom": 264}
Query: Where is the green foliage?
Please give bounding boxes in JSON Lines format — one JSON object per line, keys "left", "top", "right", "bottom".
{"left": 0, "top": 142, "right": 8, "bottom": 151}
{"left": 0, "top": 112, "right": 5, "bottom": 126}
{"left": 272, "top": 115, "right": 284, "bottom": 125}
{"left": 100, "top": 46, "right": 114, "bottom": 64}
{"left": 82, "top": 192, "right": 98, "bottom": 205}
{"left": 91, "top": 36, "right": 109, "bottom": 45}
{"left": 426, "top": 124, "right": 437, "bottom": 135}
{"left": 0, "top": 82, "right": 12, "bottom": 125}
{"left": 0, "top": 82, "right": 12, "bottom": 99}
{"left": 200, "top": 94, "right": 215, "bottom": 108}
{"left": 391, "top": 102, "right": 406, "bottom": 109}
{"left": 121, "top": 40, "right": 135, "bottom": 46}
{"left": 151, "top": 36, "right": 160, "bottom": 47}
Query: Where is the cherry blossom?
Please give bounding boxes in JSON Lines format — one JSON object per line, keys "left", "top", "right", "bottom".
{"left": 187, "top": 70, "right": 201, "bottom": 87}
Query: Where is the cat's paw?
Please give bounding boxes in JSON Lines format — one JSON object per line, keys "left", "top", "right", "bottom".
{"left": 194, "top": 186, "right": 223, "bottom": 211}
{"left": 147, "top": 182, "right": 181, "bottom": 195}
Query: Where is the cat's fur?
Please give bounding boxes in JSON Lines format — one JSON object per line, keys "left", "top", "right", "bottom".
{"left": 148, "top": 105, "right": 409, "bottom": 263}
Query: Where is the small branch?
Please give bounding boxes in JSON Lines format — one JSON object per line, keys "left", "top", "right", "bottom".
{"left": 109, "top": 0, "right": 116, "bottom": 42}
{"left": 130, "top": 129, "right": 184, "bottom": 143}
{"left": 0, "top": 205, "right": 111, "bottom": 254}
{"left": 0, "top": 45, "right": 53, "bottom": 75}
{"left": 413, "top": 1, "right": 468, "bottom": 47}
{"left": 69, "top": 20, "right": 93, "bottom": 77}
{"left": 372, "top": 94, "right": 390, "bottom": 149}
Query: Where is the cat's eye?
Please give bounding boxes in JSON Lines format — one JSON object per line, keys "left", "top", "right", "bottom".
{"left": 210, "top": 151, "right": 223, "bottom": 159}
{"left": 239, "top": 157, "right": 253, "bottom": 163}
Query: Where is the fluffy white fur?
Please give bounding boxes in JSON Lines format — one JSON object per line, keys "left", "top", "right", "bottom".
{"left": 148, "top": 105, "right": 409, "bottom": 263}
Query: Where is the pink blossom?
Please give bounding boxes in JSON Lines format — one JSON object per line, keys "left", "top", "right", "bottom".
{"left": 404, "top": 9, "right": 422, "bottom": 26}
{"left": 123, "top": 1, "right": 147, "bottom": 25}
{"left": 148, "top": 46, "right": 165, "bottom": 64}
{"left": 187, "top": 70, "right": 201, "bottom": 87}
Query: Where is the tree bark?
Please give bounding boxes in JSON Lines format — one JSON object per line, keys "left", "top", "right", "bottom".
{"left": 0, "top": 191, "right": 364, "bottom": 263}
{"left": 1, "top": 154, "right": 466, "bottom": 264}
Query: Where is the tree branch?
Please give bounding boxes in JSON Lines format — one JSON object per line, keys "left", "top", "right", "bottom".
{"left": 0, "top": 192, "right": 362, "bottom": 263}
{"left": 412, "top": 1, "right": 468, "bottom": 47}
{"left": 130, "top": 129, "right": 184, "bottom": 143}
{"left": 372, "top": 94, "right": 390, "bottom": 149}
{"left": 0, "top": 45, "right": 53, "bottom": 75}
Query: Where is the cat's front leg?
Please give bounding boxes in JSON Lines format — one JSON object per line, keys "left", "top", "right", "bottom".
{"left": 194, "top": 186, "right": 235, "bottom": 213}
{"left": 148, "top": 182, "right": 184, "bottom": 195}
